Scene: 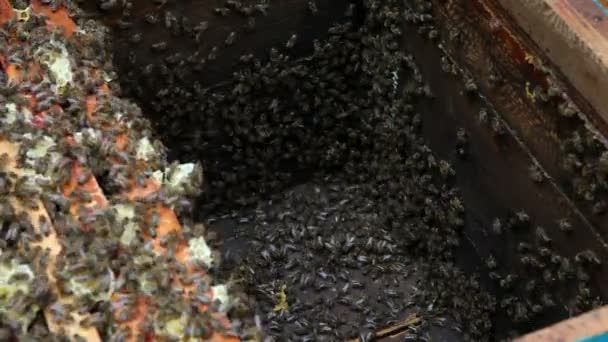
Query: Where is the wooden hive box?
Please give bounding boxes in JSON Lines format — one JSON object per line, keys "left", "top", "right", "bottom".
{"left": 2, "top": 0, "right": 608, "bottom": 340}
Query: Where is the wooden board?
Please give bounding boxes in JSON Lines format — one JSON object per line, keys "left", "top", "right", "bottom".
{"left": 85, "top": 0, "right": 351, "bottom": 91}
{"left": 497, "top": 0, "right": 608, "bottom": 125}
{"left": 398, "top": 0, "right": 608, "bottom": 337}
{"left": 516, "top": 305, "right": 608, "bottom": 341}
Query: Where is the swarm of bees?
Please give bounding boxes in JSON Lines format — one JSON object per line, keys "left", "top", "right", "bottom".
{"left": 1, "top": 0, "right": 607, "bottom": 341}
{"left": 104, "top": 0, "right": 497, "bottom": 339}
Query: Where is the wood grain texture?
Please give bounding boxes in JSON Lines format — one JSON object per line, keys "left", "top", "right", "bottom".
{"left": 497, "top": 0, "right": 608, "bottom": 125}
{"left": 515, "top": 305, "right": 608, "bottom": 341}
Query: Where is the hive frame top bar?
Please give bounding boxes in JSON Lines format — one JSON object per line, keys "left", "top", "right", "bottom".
{"left": 497, "top": 0, "right": 608, "bottom": 125}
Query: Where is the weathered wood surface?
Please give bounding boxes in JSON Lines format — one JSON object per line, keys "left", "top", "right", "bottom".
{"left": 515, "top": 305, "right": 608, "bottom": 341}
{"left": 498, "top": 0, "right": 608, "bottom": 126}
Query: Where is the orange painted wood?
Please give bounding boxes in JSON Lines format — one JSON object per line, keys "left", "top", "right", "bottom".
{"left": 31, "top": 0, "right": 76, "bottom": 36}
{"left": 497, "top": 0, "right": 608, "bottom": 125}
{"left": 516, "top": 305, "right": 608, "bottom": 341}
{"left": 0, "top": 0, "right": 11, "bottom": 25}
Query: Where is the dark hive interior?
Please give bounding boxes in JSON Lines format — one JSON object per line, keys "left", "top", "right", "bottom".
{"left": 75, "top": 0, "right": 608, "bottom": 340}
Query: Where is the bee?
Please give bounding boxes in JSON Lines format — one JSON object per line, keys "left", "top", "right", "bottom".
{"left": 538, "top": 247, "right": 552, "bottom": 257}
{"left": 34, "top": 97, "right": 53, "bottom": 112}
{"left": 108, "top": 328, "right": 129, "bottom": 342}
{"left": 491, "top": 116, "right": 505, "bottom": 136}
{"left": 22, "top": 197, "right": 40, "bottom": 210}
{"left": 246, "top": 17, "right": 256, "bottom": 32}
{"left": 485, "top": 254, "right": 497, "bottom": 269}
{"left": 500, "top": 274, "right": 517, "bottom": 289}
{"left": 254, "top": 3, "right": 269, "bottom": 16}
{"left": 592, "top": 201, "right": 606, "bottom": 215}
{"left": 14, "top": 176, "right": 40, "bottom": 197}
{"left": 513, "top": 210, "right": 530, "bottom": 227}
{"left": 77, "top": 170, "right": 92, "bottom": 185}
{"left": 128, "top": 33, "right": 142, "bottom": 44}
{"left": 116, "top": 19, "right": 133, "bottom": 30}
{"left": 144, "top": 13, "right": 159, "bottom": 25}
{"left": 286, "top": 34, "right": 298, "bottom": 49}
{"left": 528, "top": 164, "right": 544, "bottom": 183}
{"left": 48, "top": 301, "right": 71, "bottom": 323}
{"left": 558, "top": 101, "right": 579, "bottom": 117}
{"left": 185, "top": 319, "right": 207, "bottom": 338}
{"left": 208, "top": 46, "right": 218, "bottom": 61}
{"left": 308, "top": 1, "right": 318, "bottom": 14}
{"left": 151, "top": 41, "right": 168, "bottom": 52}
{"left": 535, "top": 226, "right": 552, "bottom": 244}
{"left": 225, "top": 32, "right": 236, "bottom": 46}
{"left": 531, "top": 304, "right": 543, "bottom": 313}
{"left": 575, "top": 250, "right": 601, "bottom": 265}
{"left": 491, "top": 218, "right": 502, "bottom": 234}
{"left": 79, "top": 312, "right": 105, "bottom": 328}
{"left": 541, "top": 293, "right": 555, "bottom": 308}
{"left": 194, "top": 21, "right": 209, "bottom": 37}
{"left": 543, "top": 269, "right": 554, "bottom": 283}
{"left": 214, "top": 7, "right": 230, "bottom": 16}
{"left": 488, "top": 271, "right": 501, "bottom": 280}
{"left": 557, "top": 218, "right": 573, "bottom": 233}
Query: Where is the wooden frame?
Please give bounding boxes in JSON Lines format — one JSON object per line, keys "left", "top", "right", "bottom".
{"left": 516, "top": 305, "right": 608, "bottom": 341}
{"left": 498, "top": 0, "right": 608, "bottom": 125}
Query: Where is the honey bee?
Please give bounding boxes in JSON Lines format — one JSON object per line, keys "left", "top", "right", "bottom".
{"left": 225, "top": 32, "right": 236, "bottom": 46}
{"left": 286, "top": 34, "right": 298, "bottom": 49}
{"left": 308, "top": 1, "right": 318, "bottom": 15}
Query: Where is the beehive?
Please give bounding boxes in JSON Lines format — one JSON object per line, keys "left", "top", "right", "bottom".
{"left": 1, "top": 0, "right": 608, "bottom": 341}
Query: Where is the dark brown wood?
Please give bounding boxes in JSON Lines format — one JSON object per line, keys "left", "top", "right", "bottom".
{"left": 88, "top": 0, "right": 351, "bottom": 90}
{"left": 396, "top": 0, "right": 608, "bottom": 336}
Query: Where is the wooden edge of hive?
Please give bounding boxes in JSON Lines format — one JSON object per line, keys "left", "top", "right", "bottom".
{"left": 515, "top": 305, "right": 608, "bottom": 341}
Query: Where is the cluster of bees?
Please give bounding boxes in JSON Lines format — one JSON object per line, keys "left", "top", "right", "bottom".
{"left": 476, "top": 212, "right": 603, "bottom": 339}
{"left": 104, "top": 0, "right": 499, "bottom": 340}
{"left": 217, "top": 176, "right": 474, "bottom": 341}
{"left": 561, "top": 124, "right": 608, "bottom": 215}
{"left": 2, "top": 0, "right": 605, "bottom": 340}
{"left": 0, "top": 2, "right": 247, "bottom": 340}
